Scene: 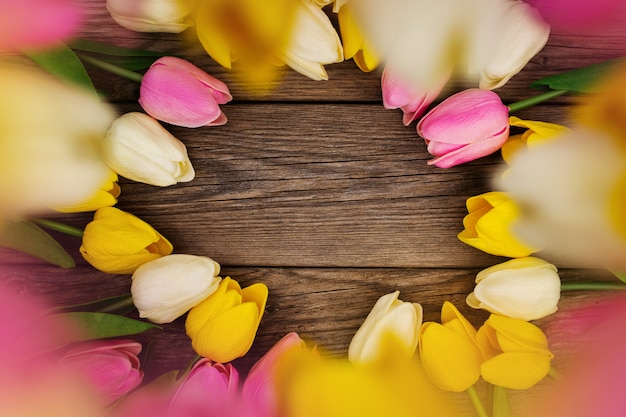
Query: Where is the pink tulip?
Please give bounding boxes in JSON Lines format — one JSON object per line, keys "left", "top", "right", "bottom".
{"left": 381, "top": 66, "right": 450, "bottom": 126}
{"left": 417, "top": 89, "right": 509, "bottom": 168}
{"left": 139, "top": 56, "right": 232, "bottom": 128}
{"left": 58, "top": 339, "right": 144, "bottom": 404}
{"left": 0, "top": 0, "right": 82, "bottom": 52}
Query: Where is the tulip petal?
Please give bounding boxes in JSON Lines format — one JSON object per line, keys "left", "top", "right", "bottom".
{"left": 481, "top": 352, "right": 551, "bottom": 389}
{"left": 487, "top": 315, "right": 552, "bottom": 355}
{"left": 427, "top": 127, "right": 509, "bottom": 168}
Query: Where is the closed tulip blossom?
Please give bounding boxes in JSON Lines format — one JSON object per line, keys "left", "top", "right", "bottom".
{"left": 419, "top": 302, "right": 483, "bottom": 392}
{"left": 458, "top": 191, "right": 538, "bottom": 257}
{"left": 131, "top": 254, "right": 222, "bottom": 324}
{"left": 467, "top": 257, "right": 561, "bottom": 321}
{"left": 58, "top": 340, "right": 143, "bottom": 405}
{"left": 80, "top": 207, "right": 173, "bottom": 274}
{"left": 106, "top": 0, "right": 194, "bottom": 33}
{"left": 348, "top": 291, "right": 422, "bottom": 365}
{"left": 104, "top": 112, "right": 195, "bottom": 186}
{"left": 139, "top": 56, "right": 232, "bottom": 128}
{"left": 334, "top": 0, "right": 379, "bottom": 72}
{"left": 186, "top": 277, "right": 268, "bottom": 363}
{"left": 500, "top": 116, "right": 569, "bottom": 165}
{"left": 417, "top": 89, "right": 509, "bottom": 168}
{"left": 382, "top": 66, "right": 450, "bottom": 126}
{"left": 477, "top": 314, "right": 553, "bottom": 389}
{"left": 52, "top": 170, "right": 121, "bottom": 213}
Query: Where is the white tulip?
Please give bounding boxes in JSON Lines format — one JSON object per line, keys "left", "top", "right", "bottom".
{"left": 106, "top": 0, "right": 194, "bottom": 33}
{"left": 131, "top": 254, "right": 222, "bottom": 324}
{"left": 103, "top": 112, "right": 195, "bottom": 186}
{"left": 348, "top": 291, "right": 422, "bottom": 365}
{"left": 467, "top": 257, "right": 561, "bottom": 321}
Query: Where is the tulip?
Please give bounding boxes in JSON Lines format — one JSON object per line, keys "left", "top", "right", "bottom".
{"left": 0, "top": 64, "right": 114, "bottom": 218}
{"left": 59, "top": 339, "right": 143, "bottom": 405}
{"left": 106, "top": 0, "right": 194, "bottom": 33}
{"left": 280, "top": 0, "right": 344, "bottom": 81}
{"left": 103, "top": 112, "right": 195, "bottom": 186}
{"left": 52, "top": 169, "right": 120, "bottom": 213}
{"left": 501, "top": 116, "right": 569, "bottom": 164}
{"left": 80, "top": 207, "right": 173, "bottom": 274}
{"left": 348, "top": 291, "right": 422, "bottom": 365}
{"left": 131, "top": 254, "right": 222, "bottom": 324}
{"left": 185, "top": 277, "right": 268, "bottom": 363}
{"left": 382, "top": 65, "right": 450, "bottom": 126}
{"left": 419, "top": 302, "right": 483, "bottom": 392}
{"left": 139, "top": 57, "right": 232, "bottom": 128}
{"left": 477, "top": 0, "right": 550, "bottom": 90}
{"left": 467, "top": 257, "right": 561, "bottom": 320}
{"left": 417, "top": 89, "right": 509, "bottom": 168}
{"left": 0, "top": 0, "right": 82, "bottom": 52}
{"left": 334, "top": 0, "right": 379, "bottom": 72}
{"left": 476, "top": 314, "right": 553, "bottom": 389}
{"left": 458, "top": 191, "right": 538, "bottom": 257}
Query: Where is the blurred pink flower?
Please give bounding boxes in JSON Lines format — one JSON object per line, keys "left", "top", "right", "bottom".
{"left": 0, "top": 0, "right": 82, "bottom": 52}
{"left": 59, "top": 339, "right": 144, "bottom": 405}
{"left": 525, "top": 0, "right": 621, "bottom": 33}
{"left": 381, "top": 65, "right": 450, "bottom": 126}
{"left": 417, "top": 89, "right": 509, "bottom": 168}
{"left": 139, "top": 56, "right": 232, "bottom": 128}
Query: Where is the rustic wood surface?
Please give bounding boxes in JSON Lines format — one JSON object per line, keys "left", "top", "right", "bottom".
{"left": 2, "top": 1, "right": 626, "bottom": 414}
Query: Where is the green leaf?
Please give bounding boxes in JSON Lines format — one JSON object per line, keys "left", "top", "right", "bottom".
{"left": 532, "top": 57, "right": 624, "bottom": 93}
{"left": 24, "top": 43, "right": 97, "bottom": 94}
{"left": 70, "top": 38, "right": 165, "bottom": 57}
{"left": 59, "top": 312, "right": 160, "bottom": 341}
{"left": 489, "top": 385, "right": 512, "bottom": 417}
{"left": 0, "top": 219, "right": 75, "bottom": 268}
{"left": 610, "top": 270, "right": 626, "bottom": 283}
{"left": 52, "top": 294, "right": 135, "bottom": 315}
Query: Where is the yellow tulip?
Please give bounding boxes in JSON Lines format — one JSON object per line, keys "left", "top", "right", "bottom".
{"left": 458, "top": 191, "right": 538, "bottom": 258}
{"left": 52, "top": 170, "right": 120, "bottom": 213}
{"left": 419, "top": 302, "right": 483, "bottom": 392}
{"left": 334, "top": 1, "right": 379, "bottom": 72}
{"left": 185, "top": 276, "right": 268, "bottom": 363}
{"left": 476, "top": 314, "right": 553, "bottom": 389}
{"left": 80, "top": 207, "right": 173, "bottom": 274}
{"left": 501, "top": 116, "right": 569, "bottom": 164}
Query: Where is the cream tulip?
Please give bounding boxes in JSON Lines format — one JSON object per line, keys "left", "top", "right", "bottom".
{"left": 103, "top": 112, "right": 195, "bottom": 186}
{"left": 348, "top": 291, "right": 422, "bottom": 365}
{"left": 131, "top": 254, "right": 222, "bottom": 324}
{"left": 467, "top": 257, "right": 561, "bottom": 320}
{"left": 106, "top": 0, "right": 194, "bottom": 33}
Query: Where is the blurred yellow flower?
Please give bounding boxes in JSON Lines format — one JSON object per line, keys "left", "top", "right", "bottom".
{"left": 419, "top": 302, "right": 483, "bottom": 392}
{"left": 52, "top": 170, "right": 120, "bottom": 213}
{"left": 477, "top": 314, "right": 553, "bottom": 389}
{"left": 334, "top": 0, "right": 379, "bottom": 72}
{"left": 185, "top": 276, "right": 268, "bottom": 363}
{"left": 80, "top": 207, "right": 173, "bottom": 274}
{"left": 458, "top": 191, "right": 538, "bottom": 258}
{"left": 501, "top": 116, "right": 569, "bottom": 164}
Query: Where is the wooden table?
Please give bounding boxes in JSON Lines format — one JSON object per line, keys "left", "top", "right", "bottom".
{"left": 2, "top": 1, "right": 626, "bottom": 414}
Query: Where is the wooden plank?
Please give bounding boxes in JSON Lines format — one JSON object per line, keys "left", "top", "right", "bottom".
{"left": 75, "top": 1, "right": 626, "bottom": 104}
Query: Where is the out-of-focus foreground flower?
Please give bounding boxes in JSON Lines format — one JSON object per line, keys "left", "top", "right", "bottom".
{"left": 80, "top": 207, "right": 173, "bottom": 274}
{"left": 499, "top": 63, "right": 626, "bottom": 270}
{"left": 500, "top": 116, "right": 569, "bottom": 165}
{"left": 106, "top": 0, "right": 194, "bottom": 33}
{"left": 52, "top": 170, "right": 121, "bottom": 213}
{"left": 525, "top": 0, "right": 621, "bottom": 34}
{"left": 0, "top": 63, "right": 114, "bottom": 219}
{"left": 0, "top": 0, "right": 82, "bottom": 52}
{"left": 131, "top": 254, "right": 222, "bottom": 324}
{"left": 467, "top": 257, "right": 561, "bottom": 321}
{"left": 104, "top": 112, "right": 195, "bottom": 186}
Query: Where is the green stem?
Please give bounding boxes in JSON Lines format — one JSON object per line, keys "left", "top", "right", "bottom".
{"left": 96, "top": 296, "right": 135, "bottom": 314}
{"left": 548, "top": 366, "right": 565, "bottom": 382}
{"left": 31, "top": 218, "right": 83, "bottom": 238}
{"left": 560, "top": 281, "right": 626, "bottom": 291}
{"left": 467, "top": 385, "right": 489, "bottom": 417}
{"left": 77, "top": 53, "right": 144, "bottom": 83}
{"left": 507, "top": 89, "right": 569, "bottom": 113}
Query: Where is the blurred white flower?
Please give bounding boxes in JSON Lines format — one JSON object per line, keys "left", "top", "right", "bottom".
{"left": 106, "top": 0, "right": 194, "bottom": 33}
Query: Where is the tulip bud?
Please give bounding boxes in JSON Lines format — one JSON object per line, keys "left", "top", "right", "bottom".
{"left": 80, "top": 207, "right": 173, "bottom": 274}
{"left": 185, "top": 277, "right": 268, "bottom": 363}
{"left": 131, "top": 254, "right": 222, "bottom": 324}
{"left": 106, "top": 0, "right": 194, "bottom": 33}
{"left": 348, "top": 291, "right": 422, "bottom": 365}
{"left": 382, "top": 65, "right": 450, "bottom": 126}
{"left": 335, "top": 2, "right": 379, "bottom": 72}
{"left": 52, "top": 169, "right": 120, "bottom": 213}
{"left": 501, "top": 116, "right": 569, "bottom": 165}
{"left": 477, "top": 314, "right": 553, "bottom": 389}
{"left": 417, "top": 89, "right": 509, "bottom": 168}
{"left": 103, "top": 112, "right": 195, "bottom": 187}
{"left": 59, "top": 339, "right": 143, "bottom": 405}
{"left": 458, "top": 191, "right": 538, "bottom": 257}
{"left": 467, "top": 257, "right": 561, "bottom": 321}
{"left": 139, "top": 57, "right": 232, "bottom": 128}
